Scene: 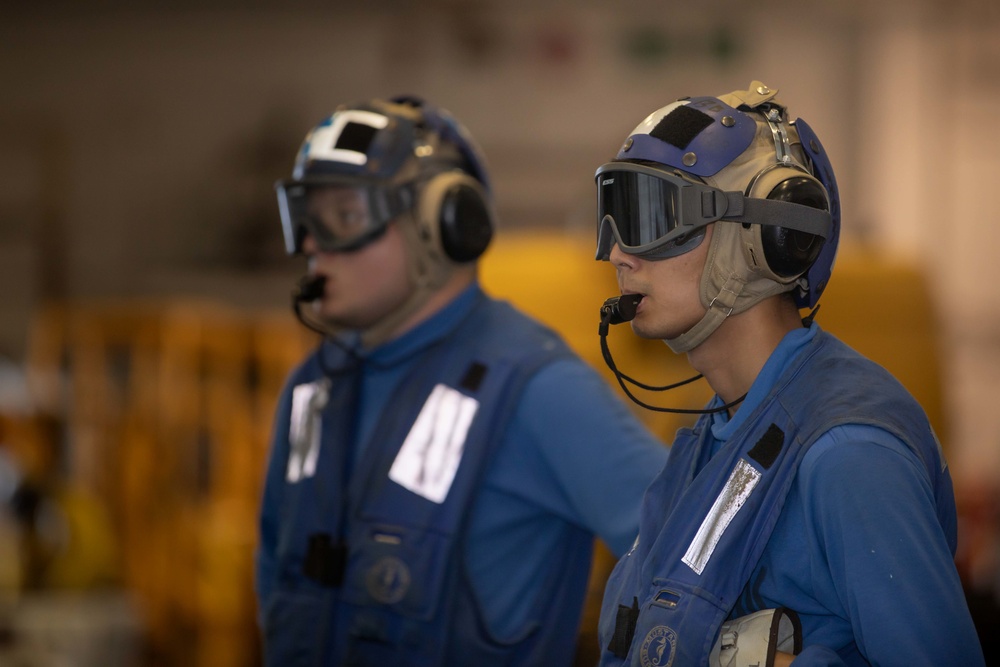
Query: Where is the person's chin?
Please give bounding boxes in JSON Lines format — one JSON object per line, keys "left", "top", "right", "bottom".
{"left": 629, "top": 318, "right": 660, "bottom": 340}
{"left": 630, "top": 316, "right": 679, "bottom": 342}
{"left": 311, "top": 300, "right": 332, "bottom": 318}
{"left": 322, "top": 307, "right": 373, "bottom": 333}
{"left": 313, "top": 302, "right": 347, "bottom": 327}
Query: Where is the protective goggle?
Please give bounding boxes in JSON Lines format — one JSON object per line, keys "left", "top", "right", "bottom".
{"left": 596, "top": 162, "right": 735, "bottom": 260}
{"left": 275, "top": 180, "right": 413, "bottom": 255}
{"left": 595, "top": 162, "right": 832, "bottom": 261}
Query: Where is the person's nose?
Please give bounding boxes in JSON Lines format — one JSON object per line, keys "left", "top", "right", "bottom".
{"left": 301, "top": 232, "right": 318, "bottom": 255}
{"left": 609, "top": 243, "right": 636, "bottom": 271}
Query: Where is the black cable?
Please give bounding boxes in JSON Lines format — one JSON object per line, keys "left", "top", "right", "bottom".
{"left": 598, "top": 299, "right": 746, "bottom": 415}
{"left": 291, "top": 276, "right": 373, "bottom": 377}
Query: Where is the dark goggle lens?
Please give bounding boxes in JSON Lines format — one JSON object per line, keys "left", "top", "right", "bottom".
{"left": 598, "top": 170, "right": 681, "bottom": 248}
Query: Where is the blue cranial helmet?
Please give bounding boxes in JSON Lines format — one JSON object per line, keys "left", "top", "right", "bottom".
{"left": 596, "top": 83, "right": 839, "bottom": 312}
{"left": 277, "top": 96, "right": 494, "bottom": 261}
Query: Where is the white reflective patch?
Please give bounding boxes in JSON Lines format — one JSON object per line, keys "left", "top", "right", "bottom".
{"left": 305, "top": 110, "right": 389, "bottom": 165}
{"left": 286, "top": 380, "right": 329, "bottom": 483}
{"left": 389, "top": 384, "right": 479, "bottom": 504}
{"left": 626, "top": 533, "right": 640, "bottom": 556}
{"left": 682, "top": 458, "right": 761, "bottom": 575}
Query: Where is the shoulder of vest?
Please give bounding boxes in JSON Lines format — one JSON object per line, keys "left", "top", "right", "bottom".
{"left": 788, "top": 332, "right": 911, "bottom": 404}
{"left": 776, "top": 331, "right": 933, "bottom": 453}
{"left": 459, "top": 298, "right": 573, "bottom": 363}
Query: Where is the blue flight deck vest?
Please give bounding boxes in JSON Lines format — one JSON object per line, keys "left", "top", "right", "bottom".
{"left": 262, "top": 295, "right": 582, "bottom": 666}
{"left": 597, "top": 330, "right": 953, "bottom": 666}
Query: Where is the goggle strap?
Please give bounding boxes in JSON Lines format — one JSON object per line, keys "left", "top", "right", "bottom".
{"left": 370, "top": 185, "right": 414, "bottom": 225}
{"left": 723, "top": 195, "right": 832, "bottom": 238}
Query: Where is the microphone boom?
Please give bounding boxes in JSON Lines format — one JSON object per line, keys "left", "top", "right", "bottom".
{"left": 601, "top": 294, "right": 642, "bottom": 325}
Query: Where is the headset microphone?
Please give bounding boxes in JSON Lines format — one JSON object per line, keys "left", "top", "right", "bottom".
{"left": 601, "top": 294, "right": 643, "bottom": 326}
{"left": 292, "top": 274, "right": 331, "bottom": 340}
{"left": 599, "top": 295, "right": 745, "bottom": 415}
{"left": 290, "top": 275, "right": 375, "bottom": 374}
{"left": 295, "top": 274, "right": 327, "bottom": 303}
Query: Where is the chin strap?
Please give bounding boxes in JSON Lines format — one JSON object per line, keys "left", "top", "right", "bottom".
{"left": 664, "top": 273, "right": 744, "bottom": 354}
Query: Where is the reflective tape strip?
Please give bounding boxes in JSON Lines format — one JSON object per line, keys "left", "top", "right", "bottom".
{"left": 286, "top": 380, "right": 329, "bottom": 483}
{"left": 389, "top": 384, "right": 479, "bottom": 504}
{"left": 682, "top": 458, "right": 761, "bottom": 575}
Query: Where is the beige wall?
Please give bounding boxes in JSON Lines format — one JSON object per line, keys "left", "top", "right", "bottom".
{"left": 2, "top": 0, "right": 999, "bottom": 482}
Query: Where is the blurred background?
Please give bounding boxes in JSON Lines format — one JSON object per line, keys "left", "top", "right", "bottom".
{"left": 2, "top": 0, "right": 1000, "bottom": 664}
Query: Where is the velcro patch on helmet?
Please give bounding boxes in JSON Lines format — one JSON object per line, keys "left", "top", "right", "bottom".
{"left": 650, "top": 105, "right": 714, "bottom": 150}
{"left": 617, "top": 97, "right": 755, "bottom": 177}
{"left": 336, "top": 121, "right": 379, "bottom": 155}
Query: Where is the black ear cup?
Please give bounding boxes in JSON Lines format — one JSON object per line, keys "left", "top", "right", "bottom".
{"left": 420, "top": 171, "right": 495, "bottom": 263}
{"left": 438, "top": 181, "right": 494, "bottom": 262}
{"left": 760, "top": 176, "right": 828, "bottom": 278}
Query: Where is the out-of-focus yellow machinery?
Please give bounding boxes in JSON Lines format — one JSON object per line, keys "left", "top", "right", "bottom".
{"left": 10, "top": 300, "right": 317, "bottom": 666}
{"left": 5, "top": 231, "right": 946, "bottom": 667}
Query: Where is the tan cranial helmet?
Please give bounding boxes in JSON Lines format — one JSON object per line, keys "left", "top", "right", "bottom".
{"left": 277, "top": 96, "right": 497, "bottom": 347}
{"left": 598, "top": 81, "right": 837, "bottom": 353}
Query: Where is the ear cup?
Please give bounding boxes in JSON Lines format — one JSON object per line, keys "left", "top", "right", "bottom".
{"left": 418, "top": 171, "right": 495, "bottom": 262}
{"left": 759, "top": 175, "right": 829, "bottom": 278}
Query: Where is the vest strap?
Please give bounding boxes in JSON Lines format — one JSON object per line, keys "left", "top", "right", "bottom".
{"left": 748, "top": 423, "right": 785, "bottom": 470}
{"left": 608, "top": 596, "right": 640, "bottom": 658}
